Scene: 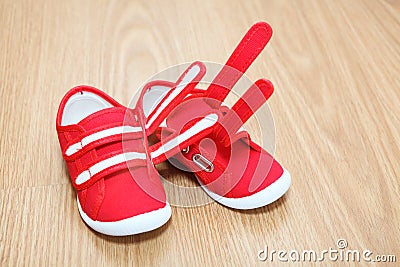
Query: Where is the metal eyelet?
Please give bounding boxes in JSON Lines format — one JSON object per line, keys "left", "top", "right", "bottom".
{"left": 182, "top": 147, "right": 190, "bottom": 154}
{"left": 192, "top": 153, "right": 214, "bottom": 172}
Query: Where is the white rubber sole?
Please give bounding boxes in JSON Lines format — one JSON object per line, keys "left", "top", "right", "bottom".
{"left": 77, "top": 197, "right": 172, "bottom": 236}
{"left": 197, "top": 169, "right": 291, "bottom": 209}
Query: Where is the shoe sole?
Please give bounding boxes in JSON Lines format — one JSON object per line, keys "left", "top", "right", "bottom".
{"left": 77, "top": 197, "right": 172, "bottom": 236}
{"left": 197, "top": 169, "right": 291, "bottom": 209}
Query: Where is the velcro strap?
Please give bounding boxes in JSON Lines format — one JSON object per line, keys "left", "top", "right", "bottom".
{"left": 205, "top": 22, "right": 272, "bottom": 107}
{"left": 214, "top": 79, "right": 274, "bottom": 146}
{"left": 149, "top": 112, "right": 220, "bottom": 165}
{"left": 63, "top": 124, "right": 142, "bottom": 160}
{"left": 145, "top": 61, "right": 206, "bottom": 134}
{"left": 72, "top": 151, "right": 148, "bottom": 190}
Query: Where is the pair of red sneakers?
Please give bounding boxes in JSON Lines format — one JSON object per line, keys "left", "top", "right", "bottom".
{"left": 56, "top": 22, "right": 291, "bottom": 236}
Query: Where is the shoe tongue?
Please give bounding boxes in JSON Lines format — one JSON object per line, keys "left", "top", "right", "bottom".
{"left": 77, "top": 107, "right": 128, "bottom": 131}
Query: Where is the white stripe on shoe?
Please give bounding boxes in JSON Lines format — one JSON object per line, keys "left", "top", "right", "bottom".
{"left": 150, "top": 113, "right": 218, "bottom": 161}
{"left": 65, "top": 126, "right": 142, "bottom": 156}
{"left": 145, "top": 64, "right": 201, "bottom": 129}
{"left": 75, "top": 152, "right": 147, "bottom": 185}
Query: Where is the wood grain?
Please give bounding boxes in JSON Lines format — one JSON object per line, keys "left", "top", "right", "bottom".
{"left": 1, "top": 0, "right": 399, "bottom": 266}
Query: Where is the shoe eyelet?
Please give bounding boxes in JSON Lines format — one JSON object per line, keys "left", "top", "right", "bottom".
{"left": 192, "top": 153, "right": 214, "bottom": 172}
{"left": 182, "top": 146, "right": 190, "bottom": 154}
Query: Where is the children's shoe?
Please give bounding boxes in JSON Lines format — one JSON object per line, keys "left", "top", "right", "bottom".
{"left": 56, "top": 86, "right": 172, "bottom": 236}
{"left": 139, "top": 22, "right": 291, "bottom": 209}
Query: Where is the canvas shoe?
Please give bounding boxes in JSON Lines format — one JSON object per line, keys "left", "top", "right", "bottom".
{"left": 56, "top": 86, "right": 173, "bottom": 236}
{"left": 139, "top": 22, "right": 291, "bottom": 209}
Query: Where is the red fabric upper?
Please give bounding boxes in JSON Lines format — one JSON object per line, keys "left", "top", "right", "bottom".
{"left": 56, "top": 86, "right": 166, "bottom": 222}
{"left": 145, "top": 22, "right": 285, "bottom": 198}
{"left": 156, "top": 93, "right": 284, "bottom": 198}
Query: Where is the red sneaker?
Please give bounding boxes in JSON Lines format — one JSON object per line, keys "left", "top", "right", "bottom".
{"left": 140, "top": 22, "right": 291, "bottom": 209}
{"left": 56, "top": 86, "right": 171, "bottom": 235}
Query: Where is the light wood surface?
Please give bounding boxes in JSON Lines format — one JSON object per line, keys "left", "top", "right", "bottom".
{"left": 1, "top": 0, "right": 399, "bottom": 266}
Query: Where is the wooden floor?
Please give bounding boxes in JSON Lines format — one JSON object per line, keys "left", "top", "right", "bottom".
{"left": 1, "top": 0, "right": 399, "bottom": 266}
